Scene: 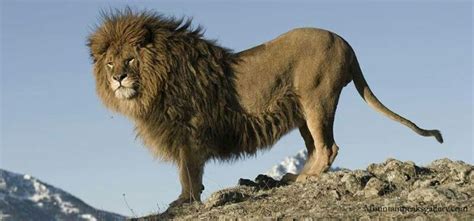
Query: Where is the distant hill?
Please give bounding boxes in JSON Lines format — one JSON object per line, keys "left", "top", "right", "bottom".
{"left": 0, "top": 169, "right": 126, "bottom": 221}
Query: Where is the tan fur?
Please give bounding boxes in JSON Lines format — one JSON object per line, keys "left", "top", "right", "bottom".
{"left": 88, "top": 9, "right": 443, "bottom": 206}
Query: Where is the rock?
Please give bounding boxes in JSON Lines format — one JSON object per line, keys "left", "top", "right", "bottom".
{"left": 205, "top": 188, "right": 251, "bottom": 208}
{"left": 428, "top": 158, "right": 473, "bottom": 184}
{"left": 353, "top": 170, "right": 373, "bottom": 187}
{"left": 413, "top": 179, "right": 440, "bottom": 188}
{"left": 367, "top": 158, "right": 418, "bottom": 188}
{"left": 239, "top": 174, "right": 286, "bottom": 190}
{"left": 407, "top": 188, "right": 447, "bottom": 202}
{"left": 341, "top": 174, "right": 360, "bottom": 194}
{"left": 469, "top": 170, "right": 474, "bottom": 183}
{"left": 238, "top": 178, "right": 258, "bottom": 187}
{"left": 254, "top": 174, "right": 284, "bottom": 189}
{"left": 329, "top": 190, "right": 341, "bottom": 200}
{"left": 341, "top": 170, "right": 373, "bottom": 194}
{"left": 363, "top": 177, "right": 391, "bottom": 197}
{"left": 316, "top": 171, "right": 343, "bottom": 186}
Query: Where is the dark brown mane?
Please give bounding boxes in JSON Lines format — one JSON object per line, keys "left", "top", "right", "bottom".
{"left": 88, "top": 8, "right": 303, "bottom": 163}
{"left": 88, "top": 8, "right": 206, "bottom": 60}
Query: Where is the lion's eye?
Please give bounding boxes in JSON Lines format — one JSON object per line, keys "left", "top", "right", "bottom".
{"left": 107, "top": 62, "right": 114, "bottom": 68}
{"left": 127, "top": 58, "right": 135, "bottom": 65}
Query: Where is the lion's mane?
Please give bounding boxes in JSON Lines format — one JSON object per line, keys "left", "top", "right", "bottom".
{"left": 88, "top": 9, "right": 303, "bottom": 162}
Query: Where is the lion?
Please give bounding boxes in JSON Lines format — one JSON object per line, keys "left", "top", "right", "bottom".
{"left": 87, "top": 9, "right": 443, "bottom": 207}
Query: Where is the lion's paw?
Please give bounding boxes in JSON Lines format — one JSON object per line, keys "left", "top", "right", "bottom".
{"left": 169, "top": 197, "right": 200, "bottom": 208}
{"left": 295, "top": 173, "right": 321, "bottom": 183}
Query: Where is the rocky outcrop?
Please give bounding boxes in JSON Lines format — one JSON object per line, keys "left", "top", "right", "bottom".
{"left": 135, "top": 158, "right": 473, "bottom": 220}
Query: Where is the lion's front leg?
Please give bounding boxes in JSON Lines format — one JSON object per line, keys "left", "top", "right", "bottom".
{"left": 169, "top": 148, "right": 205, "bottom": 208}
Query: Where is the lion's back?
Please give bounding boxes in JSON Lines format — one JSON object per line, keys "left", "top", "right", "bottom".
{"left": 233, "top": 28, "right": 345, "bottom": 114}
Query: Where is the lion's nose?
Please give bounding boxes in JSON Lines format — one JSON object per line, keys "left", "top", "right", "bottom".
{"left": 113, "top": 73, "right": 128, "bottom": 82}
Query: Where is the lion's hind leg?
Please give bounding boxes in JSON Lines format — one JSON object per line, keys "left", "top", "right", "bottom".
{"left": 299, "top": 123, "right": 316, "bottom": 156}
{"left": 281, "top": 124, "right": 316, "bottom": 183}
{"left": 295, "top": 90, "right": 341, "bottom": 182}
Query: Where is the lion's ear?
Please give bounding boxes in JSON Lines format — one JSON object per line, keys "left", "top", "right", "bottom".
{"left": 136, "top": 25, "right": 154, "bottom": 48}
{"left": 87, "top": 33, "right": 110, "bottom": 62}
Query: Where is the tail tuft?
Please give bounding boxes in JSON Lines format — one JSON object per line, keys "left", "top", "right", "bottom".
{"left": 430, "top": 130, "right": 443, "bottom": 143}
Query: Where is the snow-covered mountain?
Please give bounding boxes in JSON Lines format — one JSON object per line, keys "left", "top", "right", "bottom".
{"left": 266, "top": 149, "right": 342, "bottom": 180}
{"left": 0, "top": 169, "right": 126, "bottom": 221}
{"left": 266, "top": 149, "right": 308, "bottom": 180}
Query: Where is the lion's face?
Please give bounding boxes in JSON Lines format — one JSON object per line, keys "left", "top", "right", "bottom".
{"left": 88, "top": 11, "right": 169, "bottom": 116}
{"left": 103, "top": 46, "right": 141, "bottom": 100}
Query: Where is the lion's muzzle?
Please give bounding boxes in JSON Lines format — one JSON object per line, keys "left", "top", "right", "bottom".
{"left": 109, "top": 74, "right": 137, "bottom": 100}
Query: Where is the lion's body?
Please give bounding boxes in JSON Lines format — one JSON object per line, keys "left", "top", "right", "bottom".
{"left": 88, "top": 10, "right": 442, "bottom": 206}
{"left": 235, "top": 28, "right": 350, "bottom": 115}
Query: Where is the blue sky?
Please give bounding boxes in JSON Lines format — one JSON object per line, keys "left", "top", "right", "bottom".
{"left": 1, "top": 0, "right": 472, "bottom": 216}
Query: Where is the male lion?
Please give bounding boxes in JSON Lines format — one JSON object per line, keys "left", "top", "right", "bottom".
{"left": 87, "top": 9, "right": 443, "bottom": 207}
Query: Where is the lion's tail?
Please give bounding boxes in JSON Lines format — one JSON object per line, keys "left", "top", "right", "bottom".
{"left": 350, "top": 55, "right": 443, "bottom": 143}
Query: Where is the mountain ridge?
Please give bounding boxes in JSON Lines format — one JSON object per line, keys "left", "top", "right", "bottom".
{"left": 0, "top": 169, "right": 126, "bottom": 221}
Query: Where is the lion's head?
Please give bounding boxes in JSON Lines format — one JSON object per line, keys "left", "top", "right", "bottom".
{"left": 87, "top": 9, "right": 177, "bottom": 117}
{"left": 102, "top": 47, "right": 140, "bottom": 100}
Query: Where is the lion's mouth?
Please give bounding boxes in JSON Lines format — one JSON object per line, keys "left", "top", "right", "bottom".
{"left": 109, "top": 76, "right": 138, "bottom": 100}
{"left": 114, "top": 86, "right": 137, "bottom": 100}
